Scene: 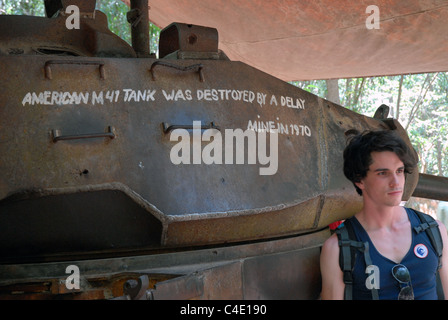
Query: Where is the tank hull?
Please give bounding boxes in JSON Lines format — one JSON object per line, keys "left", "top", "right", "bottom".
{"left": 0, "top": 55, "right": 419, "bottom": 262}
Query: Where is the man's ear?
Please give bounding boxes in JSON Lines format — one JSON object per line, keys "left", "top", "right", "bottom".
{"left": 355, "top": 180, "right": 364, "bottom": 191}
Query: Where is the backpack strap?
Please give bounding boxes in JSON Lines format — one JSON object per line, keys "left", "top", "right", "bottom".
{"left": 336, "top": 219, "right": 379, "bottom": 300}
{"left": 412, "top": 209, "right": 443, "bottom": 267}
{"left": 335, "top": 222, "right": 357, "bottom": 300}
{"left": 412, "top": 209, "right": 444, "bottom": 299}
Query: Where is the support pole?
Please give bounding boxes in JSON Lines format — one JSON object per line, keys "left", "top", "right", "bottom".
{"left": 128, "top": 0, "right": 150, "bottom": 57}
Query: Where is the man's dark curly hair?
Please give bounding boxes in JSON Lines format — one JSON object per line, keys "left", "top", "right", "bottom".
{"left": 343, "top": 130, "right": 417, "bottom": 196}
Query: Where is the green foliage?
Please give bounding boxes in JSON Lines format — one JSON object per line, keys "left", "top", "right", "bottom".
{"left": 291, "top": 80, "right": 327, "bottom": 98}
{"left": 95, "top": 0, "right": 160, "bottom": 55}
{"left": 96, "top": 0, "right": 132, "bottom": 44}
{"left": 0, "top": 0, "right": 45, "bottom": 16}
{"left": 293, "top": 74, "right": 448, "bottom": 177}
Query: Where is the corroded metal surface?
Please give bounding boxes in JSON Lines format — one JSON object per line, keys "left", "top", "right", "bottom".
{"left": 0, "top": 16, "right": 425, "bottom": 264}
{"left": 0, "top": 228, "right": 329, "bottom": 299}
{"left": 0, "top": 51, "right": 419, "bottom": 262}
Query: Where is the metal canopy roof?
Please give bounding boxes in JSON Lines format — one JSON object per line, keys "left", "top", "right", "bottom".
{"left": 129, "top": 0, "right": 448, "bottom": 81}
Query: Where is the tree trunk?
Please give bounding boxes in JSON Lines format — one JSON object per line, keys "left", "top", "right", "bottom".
{"left": 396, "top": 75, "right": 404, "bottom": 119}
{"left": 326, "top": 79, "right": 340, "bottom": 104}
{"left": 405, "top": 73, "right": 439, "bottom": 130}
{"left": 352, "top": 78, "right": 365, "bottom": 108}
{"left": 437, "top": 140, "right": 443, "bottom": 176}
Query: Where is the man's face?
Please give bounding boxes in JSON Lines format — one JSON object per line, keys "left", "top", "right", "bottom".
{"left": 355, "top": 151, "right": 405, "bottom": 207}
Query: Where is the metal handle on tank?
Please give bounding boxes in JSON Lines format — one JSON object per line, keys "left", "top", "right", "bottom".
{"left": 149, "top": 61, "right": 204, "bottom": 82}
{"left": 44, "top": 60, "right": 106, "bottom": 80}
{"left": 162, "top": 122, "right": 220, "bottom": 134}
{"left": 51, "top": 126, "right": 116, "bottom": 143}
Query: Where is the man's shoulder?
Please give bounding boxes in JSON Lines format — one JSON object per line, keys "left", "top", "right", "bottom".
{"left": 322, "top": 232, "right": 340, "bottom": 255}
{"left": 321, "top": 232, "right": 341, "bottom": 279}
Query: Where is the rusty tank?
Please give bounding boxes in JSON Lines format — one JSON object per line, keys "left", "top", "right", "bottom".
{"left": 0, "top": 0, "right": 447, "bottom": 300}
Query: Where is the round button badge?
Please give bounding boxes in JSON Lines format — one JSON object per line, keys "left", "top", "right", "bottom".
{"left": 414, "top": 244, "right": 428, "bottom": 258}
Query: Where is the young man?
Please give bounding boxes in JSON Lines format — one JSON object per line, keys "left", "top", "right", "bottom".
{"left": 320, "top": 130, "right": 448, "bottom": 300}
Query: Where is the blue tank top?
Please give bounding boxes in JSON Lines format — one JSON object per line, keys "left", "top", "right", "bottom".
{"left": 349, "top": 207, "right": 439, "bottom": 300}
